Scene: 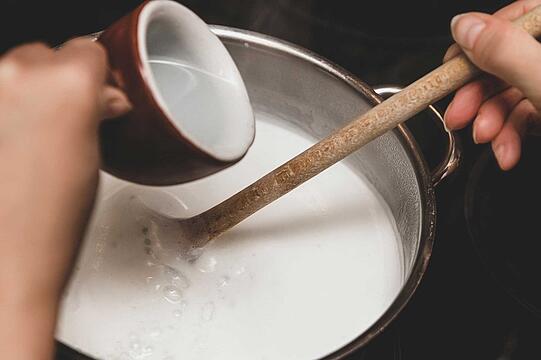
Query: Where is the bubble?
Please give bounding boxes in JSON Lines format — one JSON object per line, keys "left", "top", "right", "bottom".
{"left": 234, "top": 266, "right": 246, "bottom": 276}
{"left": 197, "top": 256, "right": 217, "bottom": 273}
{"left": 162, "top": 285, "right": 183, "bottom": 304}
{"left": 201, "top": 302, "right": 215, "bottom": 321}
{"left": 149, "top": 328, "right": 161, "bottom": 338}
{"left": 185, "top": 246, "right": 204, "bottom": 262}
{"left": 162, "top": 265, "right": 190, "bottom": 289}
{"left": 127, "top": 338, "right": 153, "bottom": 359}
{"left": 143, "top": 346, "right": 153, "bottom": 356}
{"left": 218, "top": 275, "right": 230, "bottom": 288}
{"left": 173, "top": 300, "right": 187, "bottom": 318}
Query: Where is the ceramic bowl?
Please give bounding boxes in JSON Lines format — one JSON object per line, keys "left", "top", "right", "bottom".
{"left": 99, "top": 0, "right": 255, "bottom": 185}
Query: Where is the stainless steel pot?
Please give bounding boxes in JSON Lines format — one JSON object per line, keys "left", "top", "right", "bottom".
{"left": 56, "top": 26, "right": 460, "bottom": 360}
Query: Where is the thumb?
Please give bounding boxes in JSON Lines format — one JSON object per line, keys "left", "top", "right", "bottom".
{"left": 100, "top": 85, "right": 132, "bottom": 120}
{"left": 451, "top": 12, "right": 541, "bottom": 110}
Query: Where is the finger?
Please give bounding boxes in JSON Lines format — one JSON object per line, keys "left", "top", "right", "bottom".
{"left": 443, "top": 0, "right": 541, "bottom": 62}
{"left": 451, "top": 12, "right": 541, "bottom": 110}
{"left": 444, "top": 76, "right": 507, "bottom": 130}
{"left": 491, "top": 98, "right": 536, "bottom": 170}
{"left": 443, "top": 1, "right": 541, "bottom": 63}
{"left": 493, "top": 0, "right": 541, "bottom": 20}
{"left": 443, "top": 43, "right": 461, "bottom": 62}
{"left": 100, "top": 85, "right": 132, "bottom": 119}
{"left": 473, "top": 87, "right": 524, "bottom": 144}
{"left": 55, "top": 38, "right": 109, "bottom": 86}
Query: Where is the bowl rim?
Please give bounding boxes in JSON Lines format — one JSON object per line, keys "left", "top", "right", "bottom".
{"left": 137, "top": 0, "right": 255, "bottom": 162}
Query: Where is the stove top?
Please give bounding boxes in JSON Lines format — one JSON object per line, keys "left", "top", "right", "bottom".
{"left": 4, "top": 1, "right": 540, "bottom": 359}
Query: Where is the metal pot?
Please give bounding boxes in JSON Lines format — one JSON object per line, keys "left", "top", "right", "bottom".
{"left": 56, "top": 26, "right": 460, "bottom": 360}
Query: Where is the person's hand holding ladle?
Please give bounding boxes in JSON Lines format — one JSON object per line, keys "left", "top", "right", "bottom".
{"left": 444, "top": 0, "right": 541, "bottom": 170}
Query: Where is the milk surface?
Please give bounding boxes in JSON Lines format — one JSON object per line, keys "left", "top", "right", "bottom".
{"left": 57, "top": 114, "right": 404, "bottom": 360}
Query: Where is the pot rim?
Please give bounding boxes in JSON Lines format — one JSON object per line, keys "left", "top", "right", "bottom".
{"left": 56, "top": 25, "right": 437, "bottom": 360}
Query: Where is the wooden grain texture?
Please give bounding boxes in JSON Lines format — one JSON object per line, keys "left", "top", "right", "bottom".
{"left": 192, "top": 5, "right": 541, "bottom": 244}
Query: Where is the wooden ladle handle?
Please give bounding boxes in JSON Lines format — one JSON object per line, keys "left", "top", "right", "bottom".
{"left": 196, "top": 6, "right": 541, "bottom": 242}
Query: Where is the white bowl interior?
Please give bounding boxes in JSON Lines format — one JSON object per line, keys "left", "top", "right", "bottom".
{"left": 138, "top": 0, "right": 254, "bottom": 161}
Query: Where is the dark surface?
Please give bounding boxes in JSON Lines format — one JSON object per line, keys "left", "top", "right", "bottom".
{"left": 4, "top": 1, "right": 541, "bottom": 359}
{"left": 466, "top": 141, "right": 541, "bottom": 316}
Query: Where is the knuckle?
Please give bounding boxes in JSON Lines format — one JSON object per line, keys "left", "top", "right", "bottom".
{"left": 12, "top": 41, "right": 52, "bottom": 58}
{"left": 57, "top": 63, "right": 96, "bottom": 92}
{"left": 506, "top": 87, "right": 523, "bottom": 100}
{"left": 54, "top": 66, "right": 103, "bottom": 114}
{"left": 66, "top": 37, "right": 108, "bottom": 61}
{"left": 498, "top": 87, "right": 525, "bottom": 111}
{"left": 0, "top": 42, "right": 54, "bottom": 83}
{"left": 60, "top": 42, "right": 108, "bottom": 83}
{"left": 24, "top": 41, "right": 51, "bottom": 52}
{"left": 0, "top": 57, "right": 24, "bottom": 83}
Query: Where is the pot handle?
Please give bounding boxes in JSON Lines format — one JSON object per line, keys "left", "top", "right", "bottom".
{"left": 373, "top": 85, "right": 461, "bottom": 186}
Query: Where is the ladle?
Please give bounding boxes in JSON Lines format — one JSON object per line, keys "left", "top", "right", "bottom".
{"left": 139, "top": 6, "right": 541, "bottom": 251}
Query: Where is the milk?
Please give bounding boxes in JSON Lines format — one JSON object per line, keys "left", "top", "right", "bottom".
{"left": 57, "top": 114, "right": 404, "bottom": 360}
{"left": 147, "top": 58, "right": 253, "bottom": 157}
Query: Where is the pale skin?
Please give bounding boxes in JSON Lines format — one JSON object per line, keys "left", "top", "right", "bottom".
{"left": 0, "top": 38, "right": 131, "bottom": 359}
{"left": 0, "top": 1, "right": 540, "bottom": 359}
{"left": 444, "top": 0, "right": 541, "bottom": 170}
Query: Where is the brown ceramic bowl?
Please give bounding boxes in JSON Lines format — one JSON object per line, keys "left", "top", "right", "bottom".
{"left": 98, "top": 0, "right": 255, "bottom": 185}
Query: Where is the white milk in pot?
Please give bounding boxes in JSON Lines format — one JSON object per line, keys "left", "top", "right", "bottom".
{"left": 57, "top": 113, "right": 404, "bottom": 360}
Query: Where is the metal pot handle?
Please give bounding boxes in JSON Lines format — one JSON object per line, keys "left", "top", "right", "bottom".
{"left": 374, "top": 85, "right": 461, "bottom": 186}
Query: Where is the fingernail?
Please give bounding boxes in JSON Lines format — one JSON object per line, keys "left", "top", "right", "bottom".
{"left": 493, "top": 143, "right": 508, "bottom": 169}
{"left": 451, "top": 14, "right": 486, "bottom": 50}
{"left": 472, "top": 123, "right": 479, "bottom": 144}
{"left": 473, "top": 115, "right": 487, "bottom": 144}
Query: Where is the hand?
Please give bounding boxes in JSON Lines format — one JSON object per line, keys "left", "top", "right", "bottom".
{"left": 0, "top": 38, "right": 131, "bottom": 359}
{"left": 444, "top": 0, "right": 541, "bottom": 170}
